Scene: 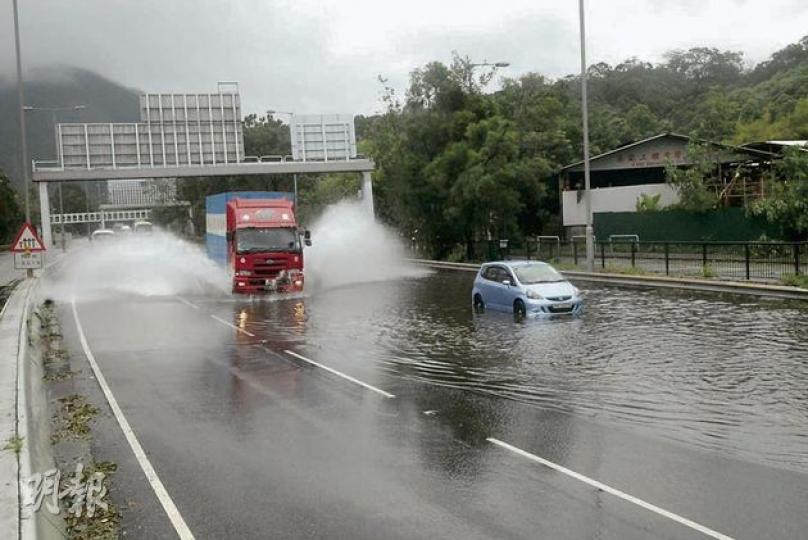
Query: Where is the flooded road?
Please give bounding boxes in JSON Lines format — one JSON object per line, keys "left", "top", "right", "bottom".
{"left": 56, "top": 268, "right": 808, "bottom": 539}
{"left": 217, "top": 270, "right": 808, "bottom": 474}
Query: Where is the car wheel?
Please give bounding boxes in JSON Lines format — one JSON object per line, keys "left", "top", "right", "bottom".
{"left": 513, "top": 299, "right": 526, "bottom": 320}
{"left": 473, "top": 294, "right": 485, "bottom": 313}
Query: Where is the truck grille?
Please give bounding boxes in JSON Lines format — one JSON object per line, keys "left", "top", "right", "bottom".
{"left": 253, "top": 263, "right": 286, "bottom": 277}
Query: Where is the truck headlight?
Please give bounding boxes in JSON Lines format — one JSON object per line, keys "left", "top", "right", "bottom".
{"left": 236, "top": 270, "right": 252, "bottom": 277}
{"left": 526, "top": 290, "right": 543, "bottom": 300}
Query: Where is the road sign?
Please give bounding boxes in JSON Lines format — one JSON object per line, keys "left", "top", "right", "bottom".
{"left": 14, "top": 251, "right": 43, "bottom": 270}
{"left": 11, "top": 223, "right": 46, "bottom": 253}
{"left": 291, "top": 114, "right": 357, "bottom": 162}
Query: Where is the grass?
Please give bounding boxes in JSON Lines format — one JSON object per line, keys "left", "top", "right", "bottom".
{"left": 602, "top": 264, "right": 651, "bottom": 276}
{"left": 63, "top": 460, "right": 121, "bottom": 539}
{"left": 781, "top": 273, "right": 808, "bottom": 289}
{"left": 3, "top": 435, "right": 24, "bottom": 455}
{"left": 51, "top": 395, "right": 100, "bottom": 444}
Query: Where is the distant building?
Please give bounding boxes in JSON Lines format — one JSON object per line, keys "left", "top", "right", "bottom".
{"left": 558, "top": 133, "right": 778, "bottom": 236}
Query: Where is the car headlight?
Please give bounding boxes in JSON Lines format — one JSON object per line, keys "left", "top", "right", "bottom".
{"left": 236, "top": 270, "right": 252, "bottom": 277}
{"left": 526, "top": 289, "right": 543, "bottom": 300}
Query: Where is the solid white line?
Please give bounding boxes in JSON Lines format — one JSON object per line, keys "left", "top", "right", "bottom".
{"left": 71, "top": 299, "right": 195, "bottom": 540}
{"left": 284, "top": 350, "right": 395, "bottom": 399}
{"left": 486, "top": 438, "right": 733, "bottom": 540}
{"left": 210, "top": 314, "right": 256, "bottom": 337}
{"left": 175, "top": 297, "right": 199, "bottom": 310}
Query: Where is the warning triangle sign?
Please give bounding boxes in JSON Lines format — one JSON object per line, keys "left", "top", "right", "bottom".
{"left": 11, "top": 222, "right": 46, "bottom": 253}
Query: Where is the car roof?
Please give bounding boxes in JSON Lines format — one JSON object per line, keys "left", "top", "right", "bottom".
{"left": 482, "top": 260, "right": 550, "bottom": 269}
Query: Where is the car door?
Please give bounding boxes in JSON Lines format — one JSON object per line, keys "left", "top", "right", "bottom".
{"left": 488, "top": 266, "right": 512, "bottom": 310}
{"left": 496, "top": 266, "right": 517, "bottom": 309}
{"left": 477, "top": 266, "right": 498, "bottom": 307}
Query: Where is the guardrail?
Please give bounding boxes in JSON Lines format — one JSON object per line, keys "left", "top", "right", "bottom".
{"left": 452, "top": 240, "right": 808, "bottom": 282}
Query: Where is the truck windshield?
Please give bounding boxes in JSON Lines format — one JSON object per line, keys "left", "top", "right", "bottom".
{"left": 236, "top": 227, "right": 299, "bottom": 253}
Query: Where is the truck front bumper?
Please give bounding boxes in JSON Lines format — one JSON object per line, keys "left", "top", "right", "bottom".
{"left": 232, "top": 275, "right": 305, "bottom": 295}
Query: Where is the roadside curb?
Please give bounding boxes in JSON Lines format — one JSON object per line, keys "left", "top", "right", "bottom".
{"left": 0, "top": 278, "right": 64, "bottom": 540}
{"left": 408, "top": 259, "right": 808, "bottom": 301}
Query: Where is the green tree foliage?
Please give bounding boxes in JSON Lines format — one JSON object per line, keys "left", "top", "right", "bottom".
{"left": 748, "top": 147, "right": 808, "bottom": 239}
{"left": 173, "top": 114, "right": 295, "bottom": 234}
{"left": 0, "top": 171, "right": 23, "bottom": 243}
{"left": 665, "top": 144, "right": 721, "bottom": 212}
{"left": 361, "top": 36, "right": 808, "bottom": 251}
{"left": 635, "top": 193, "right": 662, "bottom": 212}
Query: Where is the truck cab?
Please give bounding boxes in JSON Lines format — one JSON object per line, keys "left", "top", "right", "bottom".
{"left": 206, "top": 192, "right": 311, "bottom": 294}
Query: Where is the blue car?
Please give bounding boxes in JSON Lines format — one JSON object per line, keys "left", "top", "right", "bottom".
{"left": 472, "top": 261, "right": 583, "bottom": 318}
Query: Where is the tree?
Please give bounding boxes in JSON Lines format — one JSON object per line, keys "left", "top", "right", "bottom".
{"left": 665, "top": 144, "right": 721, "bottom": 212}
{"left": 748, "top": 147, "right": 808, "bottom": 239}
{"left": 0, "top": 171, "right": 23, "bottom": 243}
{"left": 636, "top": 193, "right": 663, "bottom": 212}
{"left": 664, "top": 47, "right": 745, "bottom": 88}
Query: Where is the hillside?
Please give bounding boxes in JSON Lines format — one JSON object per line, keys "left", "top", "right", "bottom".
{"left": 0, "top": 67, "right": 140, "bottom": 189}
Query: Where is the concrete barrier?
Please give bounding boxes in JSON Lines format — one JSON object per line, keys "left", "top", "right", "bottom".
{"left": 0, "top": 280, "right": 64, "bottom": 540}
{"left": 408, "top": 259, "right": 808, "bottom": 301}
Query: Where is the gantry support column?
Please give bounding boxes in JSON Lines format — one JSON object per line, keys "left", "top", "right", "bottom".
{"left": 361, "top": 171, "right": 375, "bottom": 218}
{"left": 38, "top": 182, "right": 52, "bottom": 250}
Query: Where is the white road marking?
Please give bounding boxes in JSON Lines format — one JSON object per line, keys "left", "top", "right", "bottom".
{"left": 210, "top": 314, "right": 256, "bottom": 337}
{"left": 486, "top": 437, "right": 734, "bottom": 540}
{"left": 71, "top": 299, "right": 195, "bottom": 540}
{"left": 284, "top": 350, "right": 395, "bottom": 399}
{"left": 176, "top": 297, "right": 199, "bottom": 310}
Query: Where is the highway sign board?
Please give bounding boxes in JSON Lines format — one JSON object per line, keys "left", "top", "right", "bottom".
{"left": 291, "top": 114, "right": 357, "bottom": 162}
{"left": 11, "top": 223, "right": 46, "bottom": 253}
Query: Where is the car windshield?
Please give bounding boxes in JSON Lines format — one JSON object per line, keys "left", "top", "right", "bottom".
{"left": 236, "top": 227, "right": 298, "bottom": 253}
{"left": 514, "top": 264, "right": 564, "bottom": 284}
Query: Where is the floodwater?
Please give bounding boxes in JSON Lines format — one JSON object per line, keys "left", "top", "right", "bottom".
{"left": 223, "top": 270, "right": 808, "bottom": 474}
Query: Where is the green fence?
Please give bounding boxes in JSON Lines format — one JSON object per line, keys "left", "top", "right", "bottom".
{"left": 593, "top": 209, "right": 780, "bottom": 242}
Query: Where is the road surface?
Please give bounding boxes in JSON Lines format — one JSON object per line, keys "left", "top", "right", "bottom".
{"left": 55, "top": 270, "right": 808, "bottom": 539}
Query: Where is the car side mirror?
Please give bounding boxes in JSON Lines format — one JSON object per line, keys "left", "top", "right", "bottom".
{"left": 303, "top": 230, "right": 312, "bottom": 247}
{"left": 502, "top": 279, "right": 512, "bottom": 286}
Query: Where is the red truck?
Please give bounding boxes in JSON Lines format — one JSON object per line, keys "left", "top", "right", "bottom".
{"left": 206, "top": 192, "right": 311, "bottom": 294}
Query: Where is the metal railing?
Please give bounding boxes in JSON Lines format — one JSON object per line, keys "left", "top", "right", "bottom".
{"left": 464, "top": 240, "right": 807, "bottom": 282}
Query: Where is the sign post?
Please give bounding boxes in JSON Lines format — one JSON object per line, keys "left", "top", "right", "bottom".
{"left": 11, "top": 222, "right": 46, "bottom": 275}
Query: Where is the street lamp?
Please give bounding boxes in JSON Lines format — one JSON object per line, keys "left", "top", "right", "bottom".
{"left": 267, "top": 109, "right": 293, "bottom": 118}
{"left": 578, "top": 0, "right": 595, "bottom": 272}
{"left": 470, "top": 61, "right": 511, "bottom": 68}
{"left": 24, "top": 104, "right": 86, "bottom": 251}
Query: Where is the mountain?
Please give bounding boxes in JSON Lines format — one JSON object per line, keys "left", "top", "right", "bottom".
{"left": 0, "top": 67, "right": 141, "bottom": 189}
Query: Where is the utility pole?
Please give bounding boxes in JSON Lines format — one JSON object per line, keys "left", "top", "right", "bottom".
{"left": 579, "top": 0, "right": 595, "bottom": 272}
{"left": 12, "top": 0, "right": 30, "bottom": 224}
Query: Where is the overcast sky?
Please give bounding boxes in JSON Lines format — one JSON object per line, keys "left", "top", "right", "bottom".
{"left": 1, "top": 0, "right": 807, "bottom": 117}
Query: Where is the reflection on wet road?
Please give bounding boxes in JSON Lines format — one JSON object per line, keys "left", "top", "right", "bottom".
{"left": 206, "top": 270, "right": 808, "bottom": 473}
{"left": 62, "top": 269, "right": 808, "bottom": 539}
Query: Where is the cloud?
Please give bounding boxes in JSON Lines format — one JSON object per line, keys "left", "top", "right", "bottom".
{"left": 1, "top": 0, "right": 806, "bottom": 117}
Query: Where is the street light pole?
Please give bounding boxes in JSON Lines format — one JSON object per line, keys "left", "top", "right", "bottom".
{"left": 579, "top": 0, "right": 595, "bottom": 272}
{"left": 12, "top": 0, "right": 30, "bottom": 224}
